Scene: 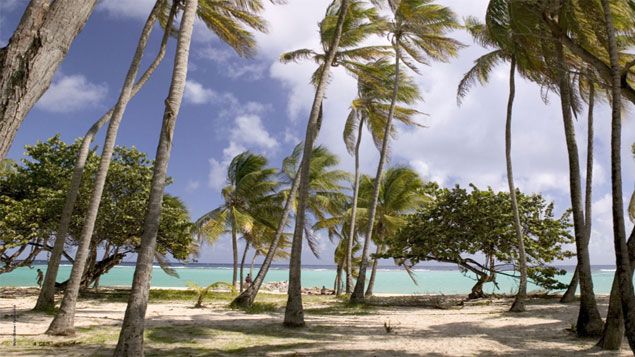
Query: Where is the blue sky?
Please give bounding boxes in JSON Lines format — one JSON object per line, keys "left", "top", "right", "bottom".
{"left": 1, "top": 0, "right": 634, "bottom": 266}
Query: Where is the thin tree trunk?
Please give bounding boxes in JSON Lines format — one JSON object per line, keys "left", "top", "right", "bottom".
{"left": 34, "top": 0, "right": 176, "bottom": 312}
{"left": 250, "top": 252, "right": 257, "bottom": 278}
{"left": 283, "top": 0, "right": 350, "bottom": 328}
{"left": 598, "top": 227, "right": 635, "bottom": 350}
{"left": 231, "top": 175, "right": 299, "bottom": 308}
{"left": 113, "top": 0, "right": 197, "bottom": 354}
{"left": 231, "top": 219, "right": 238, "bottom": 289}
{"left": 365, "top": 244, "right": 381, "bottom": 298}
{"left": 507, "top": 57, "right": 527, "bottom": 313}
{"left": 555, "top": 30, "right": 603, "bottom": 337}
{"left": 351, "top": 44, "right": 401, "bottom": 303}
{"left": 0, "top": 0, "right": 97, "bottom": 160}
{"left": 346, "top": 116, "right": 364, "bottom": 294}
{"left": 239, "top": 241, "right": 250, "bottom": 292}
{"left": 334, "top": 263, "right": 342, "bottom": 294}
{"left": 561, "top": 265, "right": 579, "bottom": 303}
{"left": 601, "top": 0, "right": 635, "bottom": 349}
{"left": 46, "top": 2, "right": 162, "bottom": 336}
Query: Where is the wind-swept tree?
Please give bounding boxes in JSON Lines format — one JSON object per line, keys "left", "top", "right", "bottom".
{"left": 351, "top": 0, "right": 463, "bottom": 303}
{"left": 195, "top": 152, "right": 278, "bottom": 289}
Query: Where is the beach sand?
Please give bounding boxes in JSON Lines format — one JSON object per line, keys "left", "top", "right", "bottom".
{"left": 0, "top": 288, "right": 630, "bottom": 356}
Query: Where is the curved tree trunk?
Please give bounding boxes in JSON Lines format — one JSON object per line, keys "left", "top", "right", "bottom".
{"left": 561, "top": 265, "right": 579, "bottom": 303}
{"left": 46, "top": 2, "right": 162, "bottom": 336}
{"left": 0, "top": 0, "right": 97, "bottom": 160}
{"left": 598, "top": 227, "right": 635, "bottom": 350}
{"left": 283, "top": 0, "right": 350, "bottom": 328}
{"left": 601, "top": 0, "right": 635, "bottom": 350}
{"left": 555, "top": 31, "right": 603, "bottom": 337}
{"left": 351, "top": 44, "right": 401, "bottom": 303}
{"left": 250, "top": 251, "right": 257, "bottom": 278}
{"left": 231, "top": 176, "right": 299, "bottom": 308}
{"left": 365, "top": 244, "right": 381, "bottom": 298}
{"left": 34, "top": 0, "right": 176, "bottom": 312}
{"left": 231, "top": 219, "right": 239, "bottom": 289}
{"left": 346, "top": 116, "right": 365, "bottom": 294}
{"left": 507, "top": 57, "right": 528, "bottom": 313}
{"left": 113, "top": 0, "right": 197, "bottom": 354}
{"left": 239, "top": 241, "right": 250, "bottom": 292}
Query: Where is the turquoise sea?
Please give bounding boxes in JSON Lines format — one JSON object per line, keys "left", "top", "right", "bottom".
{"left": 0, "top": 263, "right": 622, "bottom": 295}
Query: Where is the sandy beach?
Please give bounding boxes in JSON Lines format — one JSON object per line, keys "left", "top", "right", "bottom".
{"left": 0, "top": 288, "right": 630, "bottom": 356}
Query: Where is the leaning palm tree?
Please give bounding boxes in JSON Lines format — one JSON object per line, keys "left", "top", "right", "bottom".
{"left": 195, "top": 152, "right": 278, "bottom": 290}
{"left": 351, "top": 0, "right": 463, "bottom": 303}
{"left": 46, "top": 1, "right": 168, "bottom": 335}
{"left": 113, "top": 0, "right": 198, "bottom": 354}
{"left": 342, "top": 58, "right": 421, "bottom": 293}
{"left": 34, "top": 0, "right": 179, "bottom": 313}
{"left": 46, "top": 0, "right": 276, "bottom": 336}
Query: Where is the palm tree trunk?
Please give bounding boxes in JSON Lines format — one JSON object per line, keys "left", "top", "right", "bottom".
{"left": 0, "top": 0, "right": 97, "bottom": 160}
{"left": 250, "top": 252, "right": 257, "bottom": 277}
{"left": 45, "top": 2, "right": 162, "bottom": 336}
{"left": 334, "top": 263, "right": 342, "bottom": 294}
{"left": 507, "top": 57, "right": 527, "bottom": 313}
{"left": 231, "top": 219, "right": 239, "bottom": 289}
{"left": 113, "top": 0, "right": 197, "bottom": 354}
{"left": 598, "top": 227, "right": 635, "bottom": 349}
{"left": 555, "top": 31, "right": 603, "bottom": 337}
{"left": 601, "top": 0, "right": 635, "bottom": 349}
{"left": 239, "top": 241, "right": 250, "bottom": 292}
{"left": 283, "top": 0, "right": 350, "bottom": 328}
{"left": 561, "top": 265, "right": 579, "bottom": 303}
{"left": 33, "top": 0, "right": 176, "bottom": 312}
{"left": 346, "top": 116, "right": 364, "bottom": 294}
{"left": 351, "top": 43, "right": 401, "bottom": 303}
{"left": 365, "top": 244, "right": 381, "bottom": 298}
{"left": 231, "top": 176, "right": 299, "bottom": 308}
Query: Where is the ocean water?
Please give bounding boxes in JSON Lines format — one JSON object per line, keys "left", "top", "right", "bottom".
{"left": 0, "top": 263, "right": 622, "bottom": 295}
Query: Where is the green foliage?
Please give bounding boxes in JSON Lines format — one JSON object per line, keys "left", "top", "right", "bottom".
{"left": 382, "top": 184, "right": 574, "bottom": 291}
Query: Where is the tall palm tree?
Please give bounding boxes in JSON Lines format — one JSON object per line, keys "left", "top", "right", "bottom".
{"left": 46, "top": 1, "right": 166, "bottom": 335}
{"left": 195, "top": 152, "right": 278, "bottom": 289}
{"left": 46, "top": 0, "right": 274, "bottom": 335}
{"left": 113, "top": 0, "right": 198, "bottom": 354}
{"left": 281, "top": 0, "right": 351, "bottom": 328}
{"left": 34, "top": 0, "right": 179, "bottom": 313}
{"left": 343, "top": 58, "right": 421, "bottom": 293}
{"left": 351, "top": 0, "right": 462, "bottom": 303}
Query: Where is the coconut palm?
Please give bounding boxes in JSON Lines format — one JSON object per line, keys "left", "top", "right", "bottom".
{"left": 112, "top": 0, "right": 197, "bottom": 354}
{"left": 342, "top": 58, "right": 421, "bottom": 293}
{"left": 195, "top": 152, "right": 278, "bottom": 290}
{"left": 351, "top": 0, "right": 463, "bottom": 303}
{"left": 34, "top": 0, "right": 179, "bottom": 313}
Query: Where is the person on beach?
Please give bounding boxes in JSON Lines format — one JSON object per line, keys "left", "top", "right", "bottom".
{"left": 320, "top": 285, "right": 327, "bottom": 295}
{"left": 245, "top": 273, "right": 252, "bottom": 288}
{"left": 36, "top": 269, "right": 43, "bottom": 287}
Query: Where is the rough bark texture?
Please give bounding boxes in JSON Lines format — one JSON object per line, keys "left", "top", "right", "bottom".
{"left": 45, "top": 3, "right": 161, "bottom": 336}
{"left": 346, "top": 116, "right": 364, "bottom": 294}
{"left": 365, "top": 244, "right": 381, "bottom": 297}
{"left": 33, "top": 0, "right": 175, "bottom": 312}
{"left": 284, "top": 0, "right": 350, "bottom": 328}
{"left": 113, "top": 0, "right": 197, "bottom": 354}
{"left": 507, "top": 58, "right": 527, "bottom": 313}
{"left": 597, "top": 227, "right": 635, "bottom": 350}
{"left": 0, "top": 0, "right": 97, "bottom": 160}
{"left": 555, "top": 33, "right": 603, "bottom": 337}
{"left": 351, "top": 45, "right": 401, "bottom": 303}
{"left": 561, "top": 265, "right": 579, "bottom": 303}
{"left": 601, "top": 0, "right": 635, "bottom": 350}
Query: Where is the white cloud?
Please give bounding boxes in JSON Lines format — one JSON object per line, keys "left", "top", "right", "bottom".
{"left": 98, "top": 0, "right": 155, "bottom": 20}
{"left": 184, "top": 80, "right": 219, "bottom": 104}
{"left": 208, "top": 158, "right": 227, "bottom": 190}
{"left": 185, "top": 180, "right": 200, "bottom": 193}
{"left": 197, "top": 46, "right": 268, "bottom": 81}
{"left": 36, "top": 74, "right": 107, "bottom": 113}
{"left": 231, "top": 115, "right": 278, "bottom": 151}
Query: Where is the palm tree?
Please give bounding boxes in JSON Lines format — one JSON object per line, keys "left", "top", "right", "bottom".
{"left": 113, "top": 0, "right": 198, "bottom": 354}
{"left": 282, "top": 0, "right": 351, "bottom": 328}
{"left": 351, "top": 0, "right": 462, "bottom": 303}
{"left": 195, "top": 152, "right": 278, "bottom": 290}
{"left": 46, "top": 1, "right": 167, "bottom": 335}
{"left": 358, "top": 167, "right": 425, "bottom": 296}
{"left": 600, "top": 0, "right": 635, "bottom": 349}
{"left": 34, "top": 0, "right": 179, "bottom": 313}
